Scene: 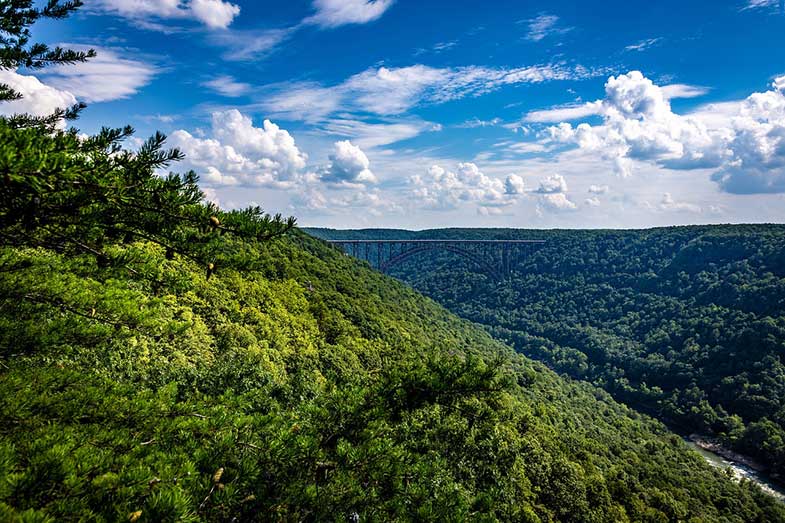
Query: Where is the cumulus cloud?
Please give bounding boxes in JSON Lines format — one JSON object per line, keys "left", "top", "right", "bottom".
{"left": 202, "top": 75, "right": 251, "bottom": 97}
{"left": 319, "top": 140, "right": 377, "bottom": 186}
{"left": 522, "top": 82, "right": 704, "bottom": 124}
{"left": 540, "top": 192, "right": 577, "bottom": 211}
{"left": 305, "top": 0, "right": 395, "bottom": 28}
{"left": 41, "top": 45, "right": 156, "bottom": 103}
{"left": 169, "top": 109, "right": 308, "bottom": 187}
{"left": 93, "top": 0, "right": 240, "bottom": 29}
{"left": 535, "top": 173, "right": 569, "bottom": 194}
{"left": 0, "top": 69, "right": 77, "bottom": 121}
{"left": 190, "top": 0, "right": 240, "bottom": 28}
{"left": 533, "top": 174, "right": 577, "bottom": 211}
{"left": 542, "top": 71, "right": 785, "bottom": 193}
{"left": 544, "top": 71, "right": 733, "bottom": 175}
{"left": 710, "top": 76, "right": 785, "bottom": 193}
{"left": 409, "top": 163, "right": 523, "bottom": 211}
{"left": 505, "top": 174, "right": 526, "bottom": 195}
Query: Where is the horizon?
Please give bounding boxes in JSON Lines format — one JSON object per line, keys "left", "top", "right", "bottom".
{"left": 4, "top": 0, "right": 785, "bottom": 229}
{"left": 305, "top": 222, "right": 785, "bottom": 232}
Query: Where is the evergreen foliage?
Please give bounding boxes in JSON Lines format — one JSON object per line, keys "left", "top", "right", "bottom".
{"left": 0, "top": 0, "right": 94, "bottom": 129}
{"left": 0, "top": 0, "right": 295, "bottom": 275}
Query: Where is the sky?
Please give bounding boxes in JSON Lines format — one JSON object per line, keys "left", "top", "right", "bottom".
{"left": 3, "top": 0, "right": 785, "bottom": 229}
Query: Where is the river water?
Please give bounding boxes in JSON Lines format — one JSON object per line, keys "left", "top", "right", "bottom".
{"left": 684, "top": 440, "right": 785, "bottom": 503}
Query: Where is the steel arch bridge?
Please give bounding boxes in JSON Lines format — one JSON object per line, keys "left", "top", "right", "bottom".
{"left": 326, "top": 239, "right": 546, "bottom": 280}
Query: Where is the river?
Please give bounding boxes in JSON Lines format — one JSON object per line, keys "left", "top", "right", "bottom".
{"left": 684, "top": 440, "right": 785, "bottom": 503}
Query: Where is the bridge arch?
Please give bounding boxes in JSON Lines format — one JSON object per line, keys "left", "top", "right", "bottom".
{"left": 379, "top": 244, "right": 502, "bottom": 280}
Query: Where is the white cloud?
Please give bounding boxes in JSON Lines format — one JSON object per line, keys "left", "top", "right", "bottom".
{"left": 202, "top": 75, "right": 251, "bottom": 97}
{"left": 0, "top": 69, "right": 78, "bottom": 121}
{"left": 542, "top": 71, "right": 785, "bottom": 194}
{"left": 523, "top": 83, "right": 706, "bottom": 124}
{"left": 342, "top": 65, "right": 447, "bottom": 115}
{"left": 535, "top": 173, "right": 569, "bottom": 193}
{"left": 41, "top": 45, "right": 156, "bottom": 103}
{"left": 320, "top": 140, "right": 377, "bottom": 186}
{"left": 210, "top": 28, "right": 293, "bottom": 62}
{"left": 458, "top": 117, "right": 503, "bottom": 128}
{"left": 263, "top": 63, "right": 602, "bottom": 122}
{"left": 523, "top": 13, "right": 572, "bottom": 42}
{"left": 505, "top": 174, "right": 526, "bottom": 195}
{"left": 540, "top": 192, "right": 577, "bottom": 211}
{"left": 190, "top": 0, "right": 240, "bottom": 28}
{"left": 742, "top": 0, "right": 780, "bottom": 10}
{"left": 169, "top": 109, "right": 308, "bottom": 187}
{"left": 498, "top": 141, "right": 550, "bottom": 154}
{"left": 524, "top": 101, "right": 602, "bottom": 123}
{"left": 585, "top": 196, "right": 601, "bottom": 207}
{"left": 258, "top": 62, "right": 600, "bottom": 151}
{"left": 588, "top": 184, "right": 610, "bottom": 194}
{"left": 322, "top": 118, "right": 437, "bottom": 148}
{"left": 433, "top": 40, "right": 458, "bottom": 52}
{"left": 545, "top": 71, "right": 733, "bottom": 176}
{"left": 263, "top": 82, "right": 344, "bottom": 123}
{"left": 531, "top": 173, "right": 577, "bottom": 211}
{"left": 775, "top": 75, "right": 785, "bottom": 92}
{"left": 93, "top": 0, "right": 239, "bottom": 29}
{"left": 291, "top": 186, "right": 401, "bottom": 217}
{"left": 659, "top": 192, "right": 702, "bottom": 213}
{"left": 305, "top": 0, "right": 395, "bottom": 28}
{"left": 660, "top": 84, "right": 710, "bottom": 99}
{"left": 409, "top": 163, "right": 522, "bottom": 211}
{"left": 710, "top": 76, "right": 785, "bottom": 193}
{"left": 624, "top": 37, "right": 662, "bottom": 52}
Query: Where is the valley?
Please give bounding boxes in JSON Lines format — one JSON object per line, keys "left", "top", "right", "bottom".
{"left": 309, "top": 225, "right": 785, "bottom": 500}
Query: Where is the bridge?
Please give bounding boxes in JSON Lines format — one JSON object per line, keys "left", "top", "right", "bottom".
{"left": 326, "top": 239, "right": 546, "bottom": 280}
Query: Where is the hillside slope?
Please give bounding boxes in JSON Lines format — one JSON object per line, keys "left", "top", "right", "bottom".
{"left": 308, "top": 225, "right": 785, "bottom": 484}
{"left": 1, "top": 230, "right": 784, "bottom": 521}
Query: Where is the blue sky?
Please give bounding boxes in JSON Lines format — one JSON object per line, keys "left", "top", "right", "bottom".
{"left": 5, "top": 0, "right": 785, "bottom": 228}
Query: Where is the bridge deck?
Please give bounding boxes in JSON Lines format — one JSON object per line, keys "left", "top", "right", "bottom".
{"left": 327, "top": 239, "right": 546, "bottom": 243}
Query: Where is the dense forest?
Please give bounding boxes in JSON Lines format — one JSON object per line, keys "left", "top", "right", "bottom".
{"left": 8, "top": 225, "right": 785, "bottom": 521}
{"left": 308, "top": 226, "right": 785, "bottom": 487}
{"left": 3, "top": 2, "right": 785, "bottom": 520}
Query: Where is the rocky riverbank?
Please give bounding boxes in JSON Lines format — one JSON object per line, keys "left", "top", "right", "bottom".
{"left": 688, "top": 434, "right": 767, "bottom": 472}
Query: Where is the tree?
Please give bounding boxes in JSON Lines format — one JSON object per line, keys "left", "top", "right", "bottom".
{"left": 1, "top": 0, "right": 94, "bottom": 129}
{"left": 0, "top": 0, "right": 296, "bottom": 280}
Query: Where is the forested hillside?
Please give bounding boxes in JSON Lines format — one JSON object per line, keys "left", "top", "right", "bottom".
{"left": 3, "top": 3, "right": 785, "bottom": 520}
{"left": 4, "top": 226, "right": 785, "bottom": 521}
{"left": 308, "top": 226, "right": 785, "bottom": 485}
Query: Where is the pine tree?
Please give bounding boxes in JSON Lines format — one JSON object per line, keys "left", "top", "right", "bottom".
{"left": 0, "top": 0, "right": 94, "bottom": 129}
{"left": 0, "top": 1, "right": 296, "bottom": 280}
